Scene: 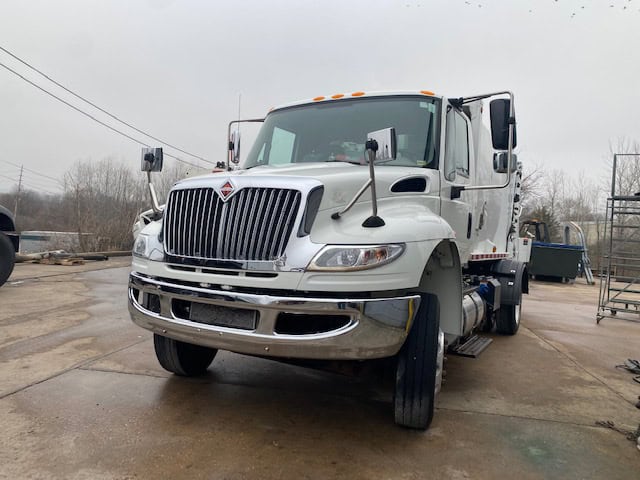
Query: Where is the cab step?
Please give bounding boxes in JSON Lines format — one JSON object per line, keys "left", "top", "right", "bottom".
{"left": 449, "top": 334, "right": 493, "bottom": 358}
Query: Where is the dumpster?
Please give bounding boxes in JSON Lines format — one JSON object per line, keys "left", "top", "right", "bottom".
{"left": 528, "top": 242, "right": 584, "bottom": 281}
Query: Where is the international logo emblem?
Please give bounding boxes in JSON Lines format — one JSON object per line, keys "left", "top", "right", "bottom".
{"left": 219, "top": 180, "right": 235, "bottom": 201}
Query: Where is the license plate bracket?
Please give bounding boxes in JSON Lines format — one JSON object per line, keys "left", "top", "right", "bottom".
{"left": 189, "top": 303, "right": 257, "bottom": 330}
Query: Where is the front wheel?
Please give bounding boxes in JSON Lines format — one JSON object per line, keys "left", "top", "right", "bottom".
{"left": 153, "top": 334, "right": 217, "bottom": 376}
{"left": 496, "top": 302, "right": 521, "bottom": 335}
{"left": 394, "top": 294, "right": 441, "bottom": 430}
{"left": 0, "top": 232, "right": 16, "bottom": 287}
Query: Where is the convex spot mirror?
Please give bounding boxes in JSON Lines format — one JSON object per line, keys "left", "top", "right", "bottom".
{"left": 490, "top": 99, "right": 517, "bottom": 151}
{"left": 141, "top": 147, "right": 163, "bottom": 172}
{"left": 366, "top": 127, "right": 397, "bottom": 162}
{"left": 493, "top": 152, "right": 518, "bottom": 174}
{"left": 228, "top": 131, "right": 241, "bottom": 164}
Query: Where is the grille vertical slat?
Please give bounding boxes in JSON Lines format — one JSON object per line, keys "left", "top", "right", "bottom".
{"left": 171, "top": 190, "right": 178, "bottom": 254}
{"left": 177, "top": 190, "right": 185, "bottom": 255}
{"left": 208, "top": 192, "right": 221, "bottom": 258}
{"left": 235, "top": 189, "right": 251, "bottom": 259}
{"left": 165, "top": 186, "right": 301, "bottom": 262}
{"left": 277, "top": 191, "right": 299, "bottom": 257}
{"left": 171, "top": 190, "right": 179, "bottom": 255}
{"left": 195, "top": 189, "right": 204, "bottom": 256}
{"left": 237, "top": 189, "right": 253, "bottom": 259}
{"left": 270, "top": 191, "right": 292, "bottom": 259}
{"left": 256, "top": 189, "right": 277, "bottom": 259}
{"left": 246, "top": 189, "right": 265, "bottom": 260}
{"left": 229, "top": 191, "right": 241, "bottom": 259}
{"left": 260, "top": 192, "right": 282, "bottom": 256}
{"left": 247, "top": 189, "right": 264, "bottom": 260}
{"left": 187, "top": 190, "right": 194, "bottom": 256}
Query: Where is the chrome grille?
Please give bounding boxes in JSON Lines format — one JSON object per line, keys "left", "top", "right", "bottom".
{"left": 164, "top": 187, "right": 302, "bottom": 261}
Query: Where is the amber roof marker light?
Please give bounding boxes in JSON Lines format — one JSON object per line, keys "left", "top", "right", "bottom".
{"left": 420, "top": 90, "right": 435, "bottom": 96}
{"left": 331, "top": 93, "right": 345, "bottom": 99}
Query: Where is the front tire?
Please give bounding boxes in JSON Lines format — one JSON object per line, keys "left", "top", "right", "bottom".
{"left": 394, "top": 294, "right": 441, "bottom": 430}
{"left": 496, "top": 303, "right": 521, "bottom": 335}
{"left": 0, "top": 232, "right": 16, "bottom": 287}
{"left": 153, "top": 334, "right": 217, "bottom": 376}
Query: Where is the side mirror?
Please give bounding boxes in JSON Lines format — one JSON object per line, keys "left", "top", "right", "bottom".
{"left": 490, "top": 99, "right": 517, "bottom": 150}
{"left": 141, "top": 147, "right": 163, "bottom": 172}
{"left": 493, "top": 152, "right": 518, "bottom": 173}
{"left": 366, "top": 127, "right": 397, "bottom": 162}
{"left": 228, "top": 131, "right": 241, "bottom": 164}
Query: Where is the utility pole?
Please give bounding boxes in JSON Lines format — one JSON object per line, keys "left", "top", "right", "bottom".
{"left": 13, "top": 164, "right": 23, "bottom": 219}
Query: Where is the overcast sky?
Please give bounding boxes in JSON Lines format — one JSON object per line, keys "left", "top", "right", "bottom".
{"left": 1, "top": 0, "right": 639, "bottom": 194}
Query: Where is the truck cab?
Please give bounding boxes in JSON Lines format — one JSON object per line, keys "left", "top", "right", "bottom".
{"left": 129, "top": 90, "right": 527, "bottom": 430}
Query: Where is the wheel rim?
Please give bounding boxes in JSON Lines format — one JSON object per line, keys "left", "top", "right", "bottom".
{"left": 515, "top": 303, "right": 521, "bottom": 326}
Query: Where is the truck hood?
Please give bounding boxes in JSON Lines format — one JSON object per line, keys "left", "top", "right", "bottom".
{"left": 175, "top": 162, "right": 436, "bottom": 212}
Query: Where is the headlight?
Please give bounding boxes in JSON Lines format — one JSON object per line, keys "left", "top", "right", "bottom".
{"left": 132, "top": 234, "right": 164, "bottom": 261}
{"left": 307, "top": 244, "right": 405, "bottom": 271}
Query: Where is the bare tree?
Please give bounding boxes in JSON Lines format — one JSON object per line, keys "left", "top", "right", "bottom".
{"left": 606, "top": 138, "right": 640, "bottom": 196}
{"left": 519, "top": 161, "right": 544, "bottom": 213}
{"left": 63, "top": 158, "right": 148, "bottom": 251}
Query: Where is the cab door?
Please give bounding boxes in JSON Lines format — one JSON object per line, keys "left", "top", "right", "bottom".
{"left": 440, "top": 106, "right": 476, "bottom": 263}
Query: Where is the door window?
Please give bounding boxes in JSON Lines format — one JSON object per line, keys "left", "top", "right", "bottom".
{"left": 444, "top": 109, "right": 470, "bottom": 181}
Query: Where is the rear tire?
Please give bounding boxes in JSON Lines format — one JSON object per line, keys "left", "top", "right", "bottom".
{"left": 394, "top": 294, "right": 440, "bottom": 430}
{"left": 153, "top": 334, "right": 217, "bottom": 376}
{"left": 0, "top": 232, "right": 15, "bottom": 287}
{"left": 496, "top": 303, "right": 521, "bottom": 335}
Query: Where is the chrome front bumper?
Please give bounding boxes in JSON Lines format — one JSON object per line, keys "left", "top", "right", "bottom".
{"left": 128, "top": 272, "right": 420, "bottom": 360}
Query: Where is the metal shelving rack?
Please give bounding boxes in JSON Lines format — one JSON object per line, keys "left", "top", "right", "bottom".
{"left": 597, "top": 153, "right": 640, "bottom": 323}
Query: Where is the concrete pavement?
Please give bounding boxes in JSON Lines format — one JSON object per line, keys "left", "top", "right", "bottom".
{"left": 1, "top": 260, "right": 639, "bottom": 479}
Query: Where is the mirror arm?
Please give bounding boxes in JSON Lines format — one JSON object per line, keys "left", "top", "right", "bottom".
{"left": 331, "top": 178, "right": 372, "bottom": 220}
{"left": 147, "top": 171, "right": 163, "bottom": 214}
{"left": 362, "top": 140, "right": 385, "bottom": 228}
{"left": 453, "top": 91, "right": 515, "bottom": 198}
{"left": 227, "top": 118, "right": 265, "bottom": 170}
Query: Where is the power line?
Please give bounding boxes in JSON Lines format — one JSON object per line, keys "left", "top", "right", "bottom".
{"left": 0, "top": 173, "right": 57, "bottom": 195}
{"left": 1, "top": 168, "right": 60, "bottom": 191}
{"left": 0, "top": 173, "right": 18, "bottom": 183}
{"left": 0, "top": 45, "right": 210, "bottom": 164}
{"left": 21, "top": 175, "right": 61, "bottom": 190}
{"left": 0, "top": 159, "right": 61, "bottom": 184}
{"left": 0, "top": 61, "right": 205, "bottom": 169}
{"left": 20, "top": 175, "right": 62, "bottom": 191}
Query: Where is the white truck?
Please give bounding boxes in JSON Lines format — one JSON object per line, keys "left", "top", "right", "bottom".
{"left": 128, "top": 90, "right": 528, "bottom": 430}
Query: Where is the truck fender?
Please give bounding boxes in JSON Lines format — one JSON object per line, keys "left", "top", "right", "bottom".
{"left": 490, "top": 259, "right": 528, "bottom": 306}
{"left": 417, "top": 240, "right": 464, "bottom": 337}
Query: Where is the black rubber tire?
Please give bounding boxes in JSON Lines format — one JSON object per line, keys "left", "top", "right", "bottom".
{"left": 394, "top": 294, "right": 439, "bottom": 430}
{"left": 153, "top": 334, "right": 217, "bottom": 376}
{"left": 0, "top": 232, "right": 15, "bottom": 288}
{"left": 496, "top": 303, "right": 521, "bottom": 335}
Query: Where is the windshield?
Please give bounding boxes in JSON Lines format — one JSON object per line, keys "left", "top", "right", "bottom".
{"left": 244, "top": 96, "right": 440, "bottom": 169}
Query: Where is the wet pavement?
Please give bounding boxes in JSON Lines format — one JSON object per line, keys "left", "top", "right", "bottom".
{"left": 1, "top": 260, "right": 639, "bottom": 479}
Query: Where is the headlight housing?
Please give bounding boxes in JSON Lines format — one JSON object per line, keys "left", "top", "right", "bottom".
{"left": 307, "top": 244, "right": 405, "bottom": 271}
{"left": 132, "top": 233, "right": 164, "bottom": 261}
